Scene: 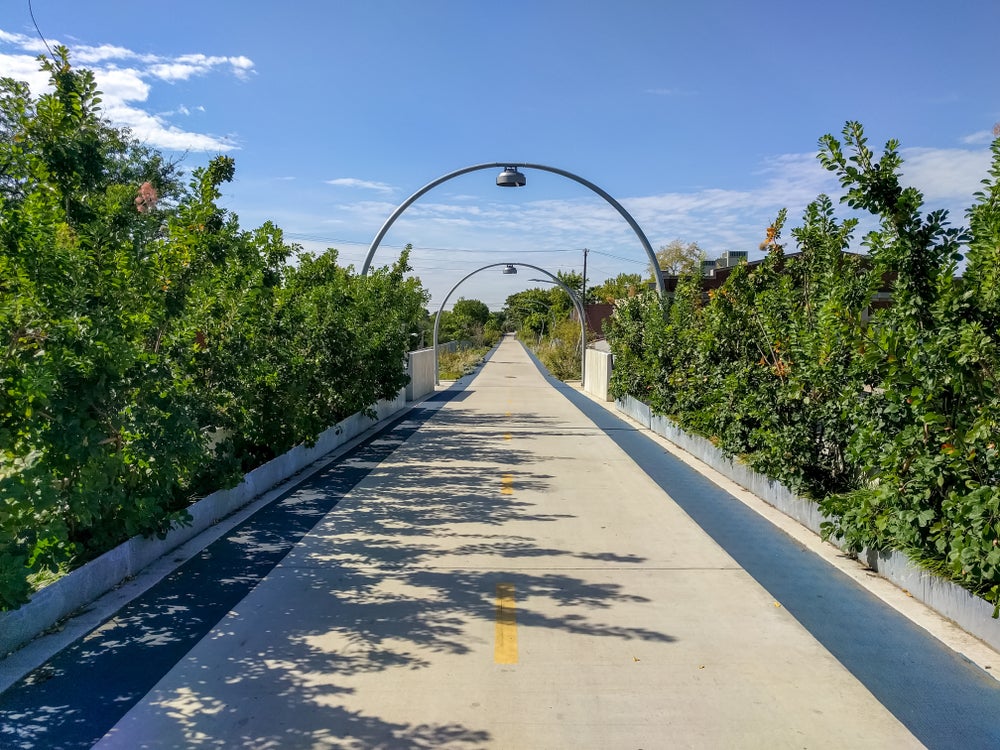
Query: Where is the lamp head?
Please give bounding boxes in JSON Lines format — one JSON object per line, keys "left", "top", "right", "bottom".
{"left": 502, "top": 264, "right": 518, "bottom": 275}
{"left": 496, "top": 166, "right": 526, "bottom": 187}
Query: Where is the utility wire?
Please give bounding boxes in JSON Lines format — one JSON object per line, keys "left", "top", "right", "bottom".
{"left": 589, "top": 249, "right": 647, "bottom": 266}
{"left": 28, "top": 0, "right": 56, "bottom": 62}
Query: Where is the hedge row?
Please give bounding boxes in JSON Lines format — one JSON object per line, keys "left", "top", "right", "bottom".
{"left": 607, "top": 122, "right": 1000, "bottom": 610}
{"left": 0, "top": 51, "right": 427, "bottom": 609}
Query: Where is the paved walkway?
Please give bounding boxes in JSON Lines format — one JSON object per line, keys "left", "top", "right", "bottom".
{"left": 3, "top": 336, "right": 1000, "bottom": 748}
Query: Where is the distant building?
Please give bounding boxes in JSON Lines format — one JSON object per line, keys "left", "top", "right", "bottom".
{"left": 571, "top": 303, "right": 615, "bottom": 337}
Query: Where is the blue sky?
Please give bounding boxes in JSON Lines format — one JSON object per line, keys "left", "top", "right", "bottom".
{"left": 2, "top": 1, "right": 997, "bottom": 309}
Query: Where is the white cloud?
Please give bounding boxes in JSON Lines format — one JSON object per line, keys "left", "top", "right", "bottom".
{"left": 0, "top": 51, "right": 49, "bottom": 90}
{"left": 0, "top": 27, "right": 254, "bottom": 152}
{"left": 73, "top": 44, "right": 140, "bottom": 64}
{"left": 900, "top": 147, "right": 993, "bottom": 203}
{"left": 95, "top": 67, "right": 151, "bottom": 103}
{"left": 104, "top": 101, "right": 236, "bottom": 151}
{"left": 148, "top": 62, "right": 207, "bottom": 82}
{"left": 961, "top": 130, "right": 996, "bottom": 146}
{"left": 0, "top": 29, "right": 49, "bottom": 54}
{"left": 325, "top": 178, "right": 396, "bottom": 194}
{"left": 149, "top": 54, "right": 255, "bottom": 82}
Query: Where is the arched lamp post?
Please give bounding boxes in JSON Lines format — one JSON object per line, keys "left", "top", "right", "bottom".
{"left": 361, "top": 162, "right": 665, "bottom": 296}
{"left": 432, "top": 262, "right": 587, "bottom": 385}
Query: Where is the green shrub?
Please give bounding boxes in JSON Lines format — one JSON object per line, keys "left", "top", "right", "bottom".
{"left": 530, "top": 319, "right": 584, "bottom": 381}
{"left": 0, "top": 51, "right": 427, "bottom": 609}
{"left": 607, "top": 122, "right": 1000, "bottom": 612}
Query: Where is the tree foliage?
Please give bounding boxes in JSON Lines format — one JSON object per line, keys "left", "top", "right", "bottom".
{"left": 0, "top": 51, "right": 427, "bottom": 609}
{"left": 608, "top": 122, "right": 1000, "bottom": 611}
{"left": 648, "top": 239, "right": 704, "bottom": 278}
{"left": 591, "top": 272, "right": 645, "bottom": 303}
{"left": 437, "top": 297, "right": 496, "bottom": 346}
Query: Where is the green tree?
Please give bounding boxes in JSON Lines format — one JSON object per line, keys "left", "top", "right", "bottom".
{"left": 0, "top": 51, "right": 429, "bottom": 609}
{"left": 503, "top": 289, "right": 553, "bottom": 341}
{"left": 440, "top": 297, "right": 491, "bottom": 344}
{"left": 0, "top": 49, "right": 207, "bottom": 605}
{"left": 608, "top": 120, "right": 1000, "bottom": 613}
{"left": 817, "top": 123, "right": 1000, "bottom": 610}
{"left": 648, "top": 239, "right": 704, "bottom": 278}
{"left": 591, "top": 273, "right": 644, "bottom": 303}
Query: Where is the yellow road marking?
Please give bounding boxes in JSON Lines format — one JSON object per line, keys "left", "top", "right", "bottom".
{"left": 503, "top": 433, "right": 512, "bottom": 441}
{"left": 495, "top": 583, "right": 518, "bottom": 664}
{"left": 501, "top": 474, "right": 514, "bottom": 495}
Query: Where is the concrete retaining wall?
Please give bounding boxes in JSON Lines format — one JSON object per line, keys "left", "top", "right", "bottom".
{"left": 616, "top": 394, "right": 1000, "bottom": 654}
{"left": 406, "top": 348, "right": 436, "bottom": 401}
{"left": 0, "top": 390, "right": 407, "bottom": 657}
{"left": 583, "top": 348, "right": 613, "bottom": 401}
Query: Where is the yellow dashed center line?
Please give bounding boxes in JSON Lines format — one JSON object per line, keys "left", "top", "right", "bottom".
{"left": 495, "top": 583, "right": 518, "bottom": 664}
{"left": 500, "top": 474, "right": 514, "bottom": 495}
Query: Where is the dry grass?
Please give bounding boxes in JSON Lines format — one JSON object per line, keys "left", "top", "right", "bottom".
{"left": 438, "top": 346, "right": 489, "bottom": 379}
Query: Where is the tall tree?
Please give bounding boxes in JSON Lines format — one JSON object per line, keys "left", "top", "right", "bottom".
{"left": 648, "top": 239, "right": 704, "bottom": 278}
{"left": 592, "top": 273, "right": 645, "bottom": 303}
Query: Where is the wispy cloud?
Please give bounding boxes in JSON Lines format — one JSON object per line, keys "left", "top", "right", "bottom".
{"left": 149, "top": 54, "right": 254, "bottom": 83}
{"left": 325, "top": 178, "right": 396, "bottom": 194}
{"left": 0, "top": 28, "right": 253, "bottom": 152}
{"left": 900, "top": 147, "right": 992, "bottom": 203}
{"left": 960, "top": 129, "right": 997, "bottom": 146}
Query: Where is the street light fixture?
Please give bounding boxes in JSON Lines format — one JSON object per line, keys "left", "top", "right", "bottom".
{"left": 502, "top": 264, "right": 518, "bottom": 275}
{"left": 496, "top": 166, "right": 526, "bottom": 187}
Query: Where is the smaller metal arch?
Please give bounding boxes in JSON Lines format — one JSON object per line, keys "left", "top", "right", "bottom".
{"left": 432, "top": 263, "right": 587, "bottom": 385}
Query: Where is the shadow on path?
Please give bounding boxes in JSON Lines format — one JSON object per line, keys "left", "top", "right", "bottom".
{"left": 523, "top": 345, "right": 1000, "bottom": 749}
{"left": 1, "top": 358, "right": 675, "bottom": 749}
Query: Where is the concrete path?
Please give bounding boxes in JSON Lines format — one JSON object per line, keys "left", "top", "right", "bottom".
{"left": 100, "top": 336, "right": 918, "bottom": 749}
{"left": 4, "top": 335, "right": 1000, "bottom": 748}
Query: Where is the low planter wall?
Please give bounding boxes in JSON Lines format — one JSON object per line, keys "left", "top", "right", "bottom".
{"left": 616, "top": 393, "right": 1000, "bottom": 654}
{"left": 0, "top": 390, "right": 407, "bottom": 657}
{"left": 406, "top": 348, "right": 435, "bottom": 401}
{"left": 583, "top": 348, "right": 613, "bottom": 401}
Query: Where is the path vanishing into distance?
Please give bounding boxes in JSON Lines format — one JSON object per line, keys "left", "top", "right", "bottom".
{"left": 3, "top": 335, "right": 1000, "bottom": 748}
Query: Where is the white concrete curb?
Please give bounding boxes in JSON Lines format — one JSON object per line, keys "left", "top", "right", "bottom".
{"left": 0, "top": 391, "right": 407, "bottom": 657}
{"left": 616, "top": 394, "right": 1000, "bottom": 654}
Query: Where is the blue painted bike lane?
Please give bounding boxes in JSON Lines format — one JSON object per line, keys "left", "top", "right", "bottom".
{"left": 533, "top": 355, "right": 1000, "bottom": 749}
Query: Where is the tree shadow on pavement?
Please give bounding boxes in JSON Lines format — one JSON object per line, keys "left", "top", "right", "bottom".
{"left": 2, "top": 393, "right": 676, "bottom": 749}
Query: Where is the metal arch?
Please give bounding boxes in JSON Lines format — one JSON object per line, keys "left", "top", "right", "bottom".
{"left": 360, "top": 162, "right": 666, "bottom": 295}
{"left": 432, "top": 262, "right": 587, "bottom": 385}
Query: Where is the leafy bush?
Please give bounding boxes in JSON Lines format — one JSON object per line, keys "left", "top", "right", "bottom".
{"left": 530, "top": 319, "right": 584, "bottom": 381}
{"left": 607, "top": 122, "right": 1000, "bottom": 611}
{"left": 0, "top": 51, "right": 427, "bottom": 609}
